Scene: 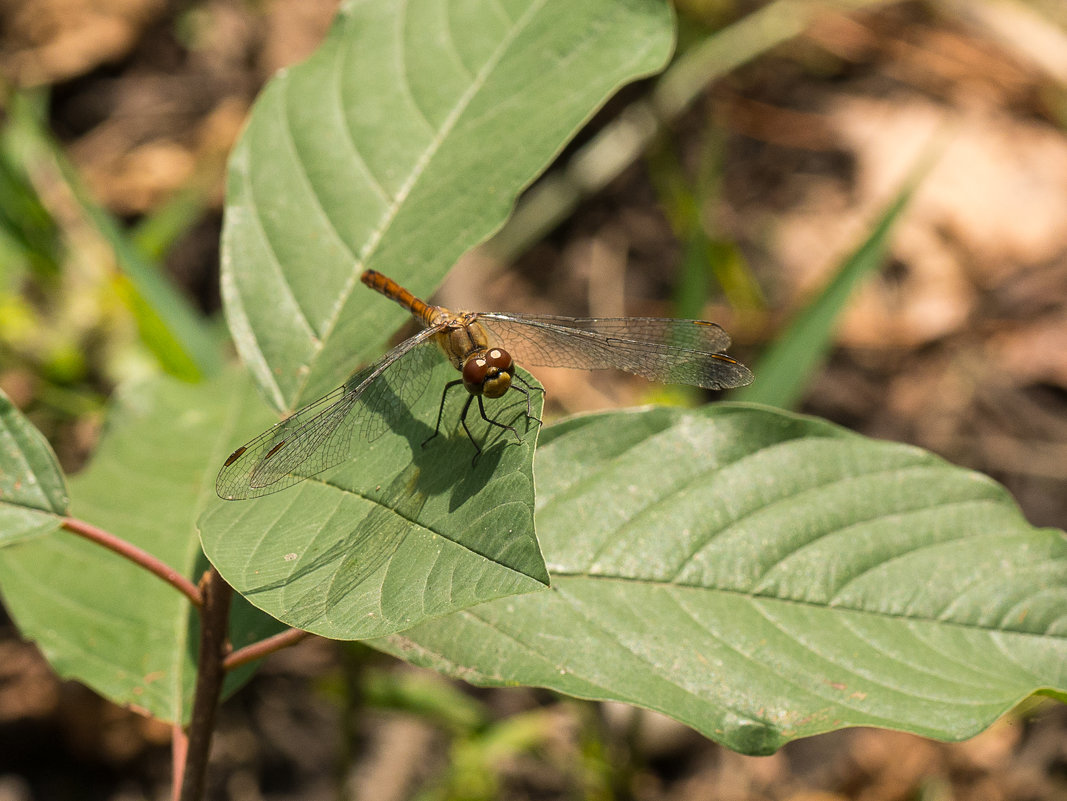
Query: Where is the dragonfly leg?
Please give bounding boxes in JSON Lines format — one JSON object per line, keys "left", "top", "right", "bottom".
{"left": 476, "top": 394, "right": 521, "bottom": 443}
{"left": 511, "top": 374, "right": 544, "bottom": 426}
{"left": 427, "top": 381, "right": 526, "bottom": 466}
{"left": 461, "top": 395, "right": 525, "bottom": 467}
{"left": 458, "top": 394, "right": 484, "bottom": 466}
{"left": 422, "top": 379, "right": 465, "bottom": 448}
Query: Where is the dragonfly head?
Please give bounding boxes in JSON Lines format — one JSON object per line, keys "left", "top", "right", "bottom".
{"left": 462, "top": 347, "right": 514, "bottom": 398}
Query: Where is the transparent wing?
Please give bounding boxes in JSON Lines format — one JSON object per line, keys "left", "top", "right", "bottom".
{"left": 478, "top": 312, "right": 753, "bottom": 390}
{"left": 216, "top": 328, "right": 440, "bottom": 500}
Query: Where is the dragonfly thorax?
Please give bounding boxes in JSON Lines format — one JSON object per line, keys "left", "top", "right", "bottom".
{"left": 432, "top": 312, "right": 490, "bottom": 369}
{"left": 462, "top": 347, "right": 514, "bottom": 398}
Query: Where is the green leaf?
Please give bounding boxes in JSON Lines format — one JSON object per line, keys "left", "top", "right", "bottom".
{"left": 221, "top": 0, "right": 675, "bottom": 412}
{"left": 199, "top": 360, "right": 548, "bottom": 640}
{"left": 371, "top": 405, "right": 1067, "bottom": 754}
{"left": 0, "top": 372, "right": 282, "bottom": 723}
{"left": 735, "top": 134, "right": 947, "bottom": 409}
{"left": 0, "top": 389, "right": 69, "bottom": 544}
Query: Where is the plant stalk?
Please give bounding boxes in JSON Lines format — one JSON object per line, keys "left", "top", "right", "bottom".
{"left": 177, "top": 567, "right": 233, "bottom": 801}
{"left": 224, "top": 627, "right": 311, "bottom": 671}
{"left": 61, "top": 517, "right": 202, "bottom": 605}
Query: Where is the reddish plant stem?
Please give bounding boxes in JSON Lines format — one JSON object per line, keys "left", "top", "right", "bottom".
{"left": 177, "top": 568, "right": 233, "bottom": 801}
{"left": 170, "top": 724, "right": 187, "bottom": 801}
{"left": 60, "top": 517, "right": 202, "bottom": 606}
{"left": 224, "top": 627, "right": 312, "bottom": 671}
{"left": 59, "top": 516, "right": 315, "bottom": 795}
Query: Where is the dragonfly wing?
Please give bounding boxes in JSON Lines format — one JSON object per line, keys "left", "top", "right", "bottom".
{"left": 216, "top": 328, "right": 440, "bottom": 499}
{"left": 350, "top": 332, "right": 438, "bottom": 442}
{"left": 479, "top": 312, "right": 753, "bottom": 391}
{"left": 215, "top": 385, "right": 359, "bottom": 499}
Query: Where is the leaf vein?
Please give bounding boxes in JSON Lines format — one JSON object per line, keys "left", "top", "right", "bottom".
{"left": 291, "top": 0, "right": 550, "bottom": 403}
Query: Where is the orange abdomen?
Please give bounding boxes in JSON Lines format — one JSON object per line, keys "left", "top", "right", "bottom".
{"left": 361, "top": 270, "right": 435, "bottom": 326}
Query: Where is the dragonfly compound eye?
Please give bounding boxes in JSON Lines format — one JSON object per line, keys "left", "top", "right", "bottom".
{"left": 463, "top": 350, "right": 513, "bottom": 398}
{"left": 484, "top": 348, "right": 513, "bottom": 371}
{"left": 462, "top": 355, "right": 489, "bottom": 394}
{"left": 482, "top": 348, "right": 514, "bottom": 398}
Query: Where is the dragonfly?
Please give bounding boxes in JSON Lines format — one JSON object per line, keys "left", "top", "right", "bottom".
{"left": 216, "top": 270, "right": 753, "bottom": 500}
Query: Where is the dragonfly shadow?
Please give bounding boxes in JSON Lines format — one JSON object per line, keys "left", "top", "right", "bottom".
{"left": 338, "top": 365, "right": 538, "bottom": 512}
{"left": 237, "top": 382, "right": 538, "bottom": 632}
{"left": 405, "top": 379, "right": 538, "bottom": 512}
{"left": 243, "top": 465, "right": 427, "bottom": 631}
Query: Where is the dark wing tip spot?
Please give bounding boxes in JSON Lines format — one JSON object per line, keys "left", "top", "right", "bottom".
{"left": 223, "top": 446, "right": 247, "bottom": 467}
{"left": 264, "top": 441, "right": 287, "bottom": 461}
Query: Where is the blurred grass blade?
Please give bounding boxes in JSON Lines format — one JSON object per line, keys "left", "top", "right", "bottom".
{"left": 655, "top": 0, "right": 889, "bottom": 119}
{"left": 485, "top": 0, "right": 890, "bottom": 271}
{"left": 6, "top": 91, "right": 219, "bottom": 382}
{"left": 49, "top": 154, "right": 218, "bottom": 382}
{"left": 0, "top": 94, "right": 63, "bottom": 277}
{"left": 130, "top": 180, "right": 215, "bottom": 263}
{"left": 362, "top": 666, "right": 490, "bottom": 732}
{"left": 735, "top": 135, "right": 947, "bottom": 408}
{"left": 648, "top": 124, "right": 764, "bottom": 318}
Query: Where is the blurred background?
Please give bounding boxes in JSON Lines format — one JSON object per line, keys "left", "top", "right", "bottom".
{"left": 1, "top": 0, "right": 1066, "bottom": 799}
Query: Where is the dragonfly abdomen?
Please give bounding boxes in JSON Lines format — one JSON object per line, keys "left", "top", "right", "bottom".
{"left": 362, "top": 270, "right": 435, "bottom": 324}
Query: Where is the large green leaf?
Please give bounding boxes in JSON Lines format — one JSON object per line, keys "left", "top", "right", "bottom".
{"left": 372, "top": 405, "right": 1067, "bottom": 754}
{"left": 0, "top": 389, "right": 68, "bottom": 544}
{"left": 0, "top": 372, "right": 282, "bottom": 723}
{"left": 221, "top": 0, "right": 675, "bottom": 412}
{"left": 199, "top": 360, "right": 547, "bottom": 640}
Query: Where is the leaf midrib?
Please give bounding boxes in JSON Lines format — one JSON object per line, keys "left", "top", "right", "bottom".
{"left": 287, "top": 0, "right": 550, "bottom": 407}
{"left": 544, "top": 573, "right": 1066, "bottom": 642}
